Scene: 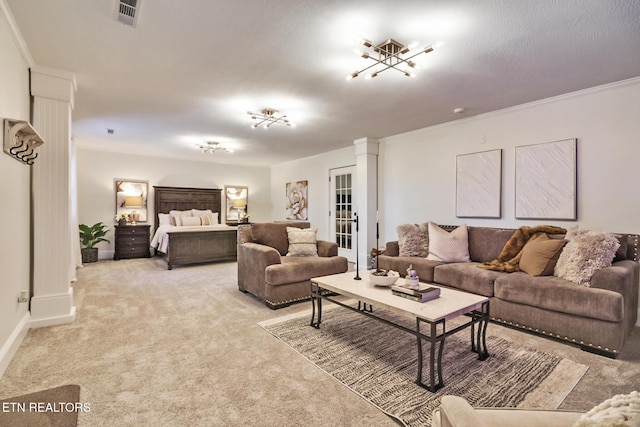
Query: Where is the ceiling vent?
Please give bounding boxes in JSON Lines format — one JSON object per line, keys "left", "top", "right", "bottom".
{"left": 115, "top": 0, "right": 140, "bottom": 27}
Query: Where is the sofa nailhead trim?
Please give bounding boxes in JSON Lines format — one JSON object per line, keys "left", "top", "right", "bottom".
{"left": 265, "top": 295, "right": 310, "bottom": 306}
{"left": 491, "top": 317, "right": 619, "bottom": 354}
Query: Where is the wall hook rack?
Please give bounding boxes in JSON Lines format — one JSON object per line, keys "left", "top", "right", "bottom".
{"left": 3, "top": 118, "right": 45, "bottom": 165}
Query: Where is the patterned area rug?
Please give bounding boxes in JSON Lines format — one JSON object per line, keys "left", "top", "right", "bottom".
{"left": 260, "top": 306, "right": 588, "bottom": 427}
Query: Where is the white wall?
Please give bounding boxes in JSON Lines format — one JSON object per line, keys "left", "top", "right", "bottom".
{"left": 271, "top": 146, "right": 356, "bottom": 241}
{"left": 379, "top": 77, "right": 640, "bottom": 244}
{"left": 0, "top": 3, "right": 32, "bottom": 377}
{"left": 76, "top": 148, "right": 271, "bottom": 258}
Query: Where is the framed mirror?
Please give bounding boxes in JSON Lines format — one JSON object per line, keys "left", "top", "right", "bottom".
{"left": 224, "top": 185, "right": 248, "bottom": 223}
{"left": 115, "top": 179, "right": 149, "bottom": 224}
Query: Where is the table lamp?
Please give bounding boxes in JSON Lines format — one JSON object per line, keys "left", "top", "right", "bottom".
{"left": 231, "top": 199, "right": 247, "bottom": 221}
{"left": 124, "top": 195, "right": 143, "bottom": 224}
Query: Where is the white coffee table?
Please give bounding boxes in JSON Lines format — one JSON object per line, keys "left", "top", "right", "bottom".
{"left": 310, "top": 271, "right": 490, "bottom": 392}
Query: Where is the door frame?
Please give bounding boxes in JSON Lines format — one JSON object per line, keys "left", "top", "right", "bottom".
{"left": 329, "top": 165, "right": 357, "bottom": 262}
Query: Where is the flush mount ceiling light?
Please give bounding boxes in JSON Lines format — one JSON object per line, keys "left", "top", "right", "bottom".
{"left": 196, "top": 141, "right": 233, "bottom": 154}
{"left": 347, "top": 38, "right": 444, "bottom": 80}
{"left": 247, "top": 108, "right": 295, "bottom": 129}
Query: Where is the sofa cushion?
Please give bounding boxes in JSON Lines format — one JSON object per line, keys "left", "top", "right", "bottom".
{"left": 554, "top": 229, "right": 620, "bottom": 287}
{"left": 377, "top": 255, "right": 444, "bottom": 282}
{"left": 286, "top": 227, "right": 318, "bottom": 256}
{"left": 265, "top": 256, "right": 348, "bottom": 286}
{"left": 251, "top": 222, "right": 309, "bottom": 255}
{"left": 493, "top": 273, "right": 623, "bottom": 322}
{"left": 433, "top": 263, "right": 502, "bottom": 297}
{"left": 519, "top": 234, "right": 567, "bottom": 276}
{"left": 467, "top": 227, "right": 515, "bottom": 263}
{"left": 397, "top": 223, "right": 429, "bottom": 257}
{"left": 427, "top": 223, "right": 470, "bottom": 262}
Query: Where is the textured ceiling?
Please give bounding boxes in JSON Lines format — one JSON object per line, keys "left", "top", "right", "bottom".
{"left": 6, "top": 0, "right": 640, "bottom": 166}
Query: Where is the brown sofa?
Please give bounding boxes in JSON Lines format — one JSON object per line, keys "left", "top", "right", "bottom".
{"left": 237, "top": 222, "right": 348, "bottom": 309}
{"left": 378, "top": 225, "right": 639, "bottom": 358}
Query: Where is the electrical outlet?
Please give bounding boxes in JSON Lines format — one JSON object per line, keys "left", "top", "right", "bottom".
{"left": 18, "top": 291, "right": 29, "bottom": 303}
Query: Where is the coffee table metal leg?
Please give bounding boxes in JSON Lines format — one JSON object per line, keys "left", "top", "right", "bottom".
{"left": 310, "top": 283, "right": 323, "bottom": 329}
{"left": 470, "top": 301, "right": 490, "bottom": 360}
{"left": 478, "top": 301, "right": 489, "bottom": 360}
{"left": 416, "top": 318, "right": 445, "bottom": 392}
{"left": 358, "top": 301, "right": 373, "bottom": 312}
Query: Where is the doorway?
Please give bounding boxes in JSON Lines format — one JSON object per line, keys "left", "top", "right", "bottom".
{"left": 329, "top": 166, "right": 356, "bottom": 261}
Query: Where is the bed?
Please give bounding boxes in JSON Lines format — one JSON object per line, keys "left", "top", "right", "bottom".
{"left": 152, "top": 186, "right": 237, "bottom": 269}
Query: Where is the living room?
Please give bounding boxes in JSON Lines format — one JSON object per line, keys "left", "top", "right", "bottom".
{"left": 1, "top": 1, "right": 640, "bottom": 426}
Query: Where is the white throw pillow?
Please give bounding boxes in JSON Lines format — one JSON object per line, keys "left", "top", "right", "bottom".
{"left": 180, "top": 216, "right": 202, "bottom": 226}
{"left": 572, "top": 391, "right": 640, "bottom": 427}
{"left": 192, "top": 209, "right": 218, "bottom": 223}
{"left": 554, "top": 228, "right": 620, "bottom": 287}
{"left": 169, "top": 209, "right": 192, "bottom": 226}
{"left": 158, "top": 213, "right": 171, "bottom": 225}
{"left": 426, "top": 222, "right": 470, "bottom": 262}
{"left": 286, "top": 227, "right": 318, "bottom": 257}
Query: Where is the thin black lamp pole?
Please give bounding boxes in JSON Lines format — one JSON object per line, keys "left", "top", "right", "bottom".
{"left": 353, "top": 212, "right": 361, "bottom": 280}
{"left": 376, "top": 212, "right": 380, "bottom": 271}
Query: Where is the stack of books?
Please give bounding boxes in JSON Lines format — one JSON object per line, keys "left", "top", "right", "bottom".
{"left": 391, "top": 283, "right": 441, "bottom": 303}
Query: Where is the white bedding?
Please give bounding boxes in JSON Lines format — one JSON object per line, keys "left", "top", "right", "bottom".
{"left": 151, "top": 224, "right": 235, "bottom": 253}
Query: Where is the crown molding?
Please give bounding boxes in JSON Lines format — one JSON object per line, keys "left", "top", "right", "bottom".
{"left": 387, "top": 76, "right": 640, "bottom": 140}
{"left": 0, "top": 0, "right": 34, "bottom": 67}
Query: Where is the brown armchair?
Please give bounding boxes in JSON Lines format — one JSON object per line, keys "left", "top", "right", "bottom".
{"left": 237, "top": 222, "right": 348, "bottom": 309}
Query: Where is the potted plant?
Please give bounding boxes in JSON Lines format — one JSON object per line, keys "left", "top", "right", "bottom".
{"left": 79, "top": 222, "right": 110, "bottom": 263}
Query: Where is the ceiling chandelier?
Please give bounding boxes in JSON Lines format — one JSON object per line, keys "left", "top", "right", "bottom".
{"left": 196, "top": 141, "right": 233, "bottom": 154}
{"left": 347, "top": 38, "right": 444, "bottom": 80}
{"left": 247, "top": 108, "right": 294, "bottom": 129}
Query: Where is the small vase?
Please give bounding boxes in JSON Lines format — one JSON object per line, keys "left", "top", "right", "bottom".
{"left": 118, "top": 218, "right": 127, "bottom": 226}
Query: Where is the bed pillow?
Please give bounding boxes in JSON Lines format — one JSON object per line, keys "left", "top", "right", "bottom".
{"left": 196, "top": 211, "right": 218, "bottom": 225}
{"left": 426, "top": 222, "right": 470, "bottom": 262}
{"left": 286, "top": 227, "right": 318, "bottom": 257}
{"left": 519, "top": 234, "right": 567, "bottom": 276}
{"left": 397, "top": 223, "right": 429, "bottom": 257}
{"left": 169, "top": 209, "right": 192, "bottom": 226}
{"left": 158, "top": 213, "right": 171, "bottom": 225}
{"left": 192, "top": 209, "right": 218, "bottom": 224}
{"left": 180, "top": 216, "right": 202, "bottom": 227}
{"left": 554, "top": 228, "right": 620, "bottom": 287}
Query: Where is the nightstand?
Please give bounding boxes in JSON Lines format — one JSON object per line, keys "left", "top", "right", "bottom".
{"left": 114, "top": 224, "right": 151, "bottom": 260}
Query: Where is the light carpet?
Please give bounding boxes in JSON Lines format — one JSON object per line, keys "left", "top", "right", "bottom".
{"left": 260, "top": 306, "right": 588, "bottom": 427}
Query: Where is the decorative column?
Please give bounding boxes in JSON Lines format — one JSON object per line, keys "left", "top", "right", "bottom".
{"left": 30, "top": 66, "right": 77, "bottom": 328}
{"left": 353, "top": 137, "right": 379, "bottom": 270}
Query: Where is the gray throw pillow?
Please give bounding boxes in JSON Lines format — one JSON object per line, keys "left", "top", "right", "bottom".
{"left": 397, "top": 223, "right": 429, "bottom": 257}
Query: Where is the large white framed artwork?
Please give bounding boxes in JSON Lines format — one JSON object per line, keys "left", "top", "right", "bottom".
{"left": 456, "top": 149, "right": 502, "bottom": 218}
{"left": 515, "top": 138, "right": 577, "bottom": 220}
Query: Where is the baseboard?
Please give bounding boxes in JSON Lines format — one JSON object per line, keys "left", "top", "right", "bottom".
{"left": 30, "top": 288, "right": 77, "bottom": 328}
{"left": 0, "top": 311, "right": 30, "bottom": 379}
{"left": 29, "top": 307, "right": 76, "bottom": 329}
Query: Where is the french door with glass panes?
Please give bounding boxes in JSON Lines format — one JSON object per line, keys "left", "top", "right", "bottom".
{"left": 330, "top": 166, "right": 356, "bottom": 262}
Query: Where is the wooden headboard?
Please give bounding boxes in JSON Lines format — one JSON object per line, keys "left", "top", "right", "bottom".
{"left": 153, "top": 186, "right": 222, "bottom": 231}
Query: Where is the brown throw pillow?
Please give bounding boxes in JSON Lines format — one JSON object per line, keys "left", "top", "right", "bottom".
{"left": 519, "top": 234, "right": 567, "bottom": 276}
